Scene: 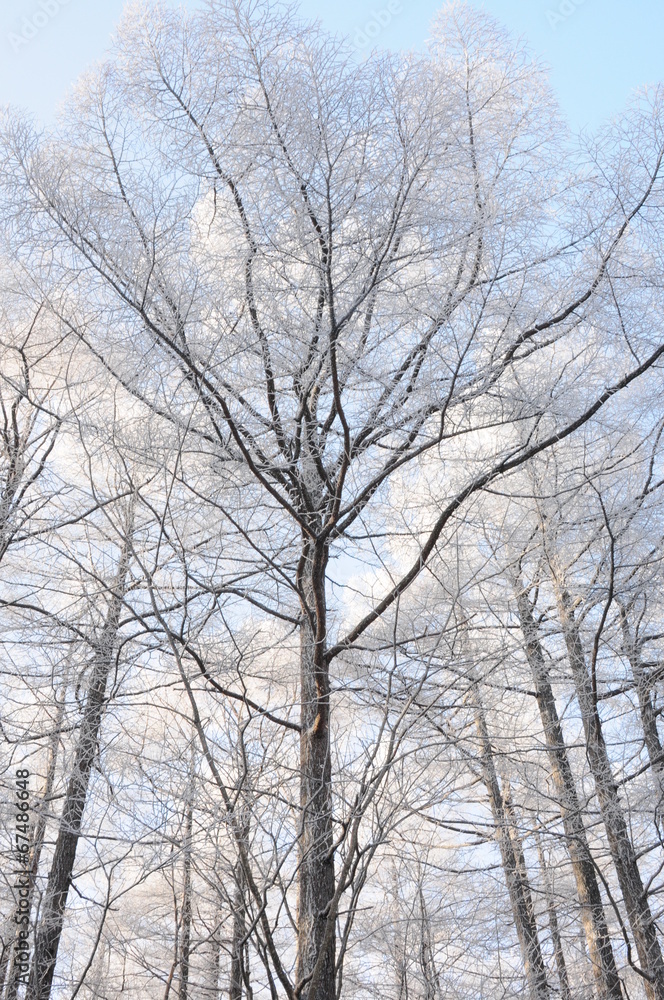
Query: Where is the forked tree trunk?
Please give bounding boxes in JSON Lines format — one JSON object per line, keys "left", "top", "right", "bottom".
{"left": 470, "top": 684, "right": 550, "bottom": 1000}
{"left": 555, "top": 582, "right": 664, "bottom": 1000}
{"left": 26, "top": 531, "right": 132, "bottom": 1000}
{"left": 296, "top": 537, "right": 335, "bottom": 1000}
{"left": 514, "top": 582, "right": 623, "bottom": 1000}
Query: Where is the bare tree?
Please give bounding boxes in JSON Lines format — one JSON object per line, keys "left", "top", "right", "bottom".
{"left": 550, "top": 567, "right": 664, "bottom": 1000}
{"left": 1, "top": 2, "right": 664, "bottom": 997}
{"left": 469, "top": 673, "right": 550, "bottom": 1000}
{"left": 513, "top": 574, "right": 623, "bottom": 1000}
{"left": 26, "top": 500, "right": 135, "bottom": 1000}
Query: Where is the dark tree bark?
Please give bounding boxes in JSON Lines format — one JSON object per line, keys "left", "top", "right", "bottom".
{"left": 296, "top": 537, "right": 335, "bottom": 1000}
{"left": 514, "top": 581, "right": 623, "bottom": 1000}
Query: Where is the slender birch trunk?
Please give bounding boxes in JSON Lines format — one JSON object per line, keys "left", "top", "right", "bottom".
{"left": 470, "top": 683, "right": 550, "bottom": 1000}
{"left": 514, "top": 581, "right": 623, "bottom": 1000}
{"left": 26, "top": 529, "right": 132, "bottom": 1000}
{"left": 555, "top": 581, "right": 664, "bottom": 1000}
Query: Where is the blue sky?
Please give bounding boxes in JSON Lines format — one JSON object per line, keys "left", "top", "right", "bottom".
{"left": 1, "top": 0, "right": 662, "bottom": 132}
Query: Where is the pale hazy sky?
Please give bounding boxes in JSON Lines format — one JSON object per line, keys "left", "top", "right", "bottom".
{"left": 1, "top": 0, "right": 662, "bottom": 132}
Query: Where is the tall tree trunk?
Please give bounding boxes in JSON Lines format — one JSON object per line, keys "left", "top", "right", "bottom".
{"left": 534, "top": 829, "right": 572, "bottom": 1000}
{"left": 230, "top": 805, "right": 250, "bottom": 1000}
{"left": 514, "top": 582, "right": 623, "bottom": 1000}
{"left": 178, "top": 787, "right": 193, "bottom": 1000}
{"left": 229, "top": 864, "right": 249, "bottom": 1000}
{"left": 470, "top": 683, "right": 550, "bottom": 1000}
{"left": 503, "top": 783, "right": 542, "bottom": 956}
{"left": 619, "top": 602, "right": 664, "bottom": 808}
{"left": 26, "top": 533, "right": 131, "bottom": 1000}
{"left": 209, "top": 895, "right": 222, "bottom": 1000}
{"left": 417, "top": 886, "right": 440, "bottom": 1000}
{"left": 555, "top": 581, "right": 664, "bottom": 1000}
{"left": 3, "top": 683, "right": 67, "bottom": 1000}
{"left": 390, "top": 864, "right": 408, "bottom": 1000}
{"left": 296, "top": 537, "right": 335, "bottom": 1000}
